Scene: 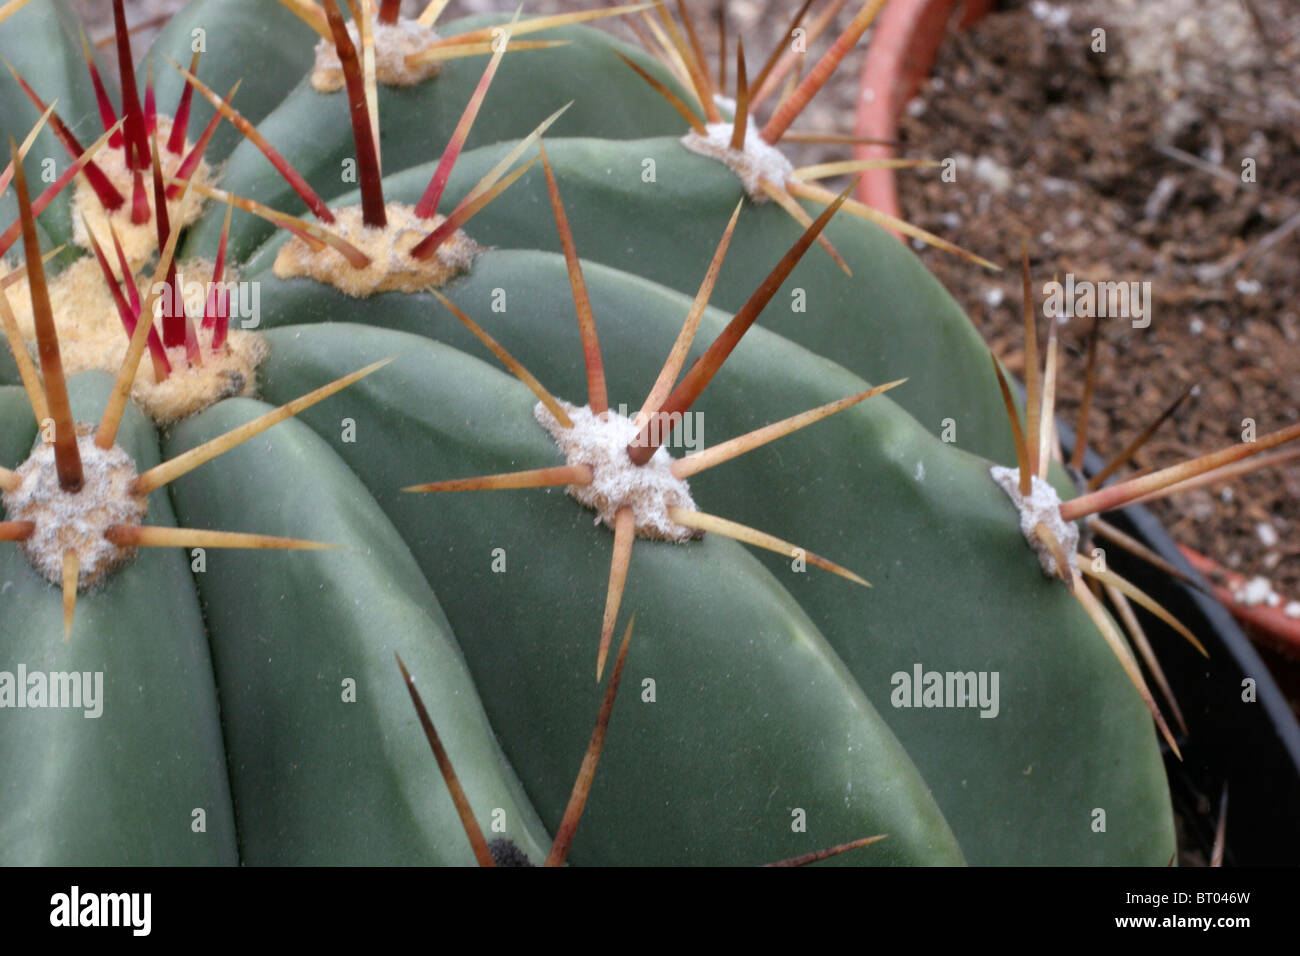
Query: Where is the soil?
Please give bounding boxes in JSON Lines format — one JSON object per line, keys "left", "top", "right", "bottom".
{"left": 887, "top": 0, "right": 1300, "bottom": 712}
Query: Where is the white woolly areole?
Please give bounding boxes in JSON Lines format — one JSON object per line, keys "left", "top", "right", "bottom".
{"left": 311, "top": 18, "right": 443, "bottom": 92}
{"left": 534, "top": 401, "right": 697, "bottom": 542}
{"left": 990, "top": 465, "right": 1080, "bottom": 578}
{"left": 3, "top": 425, "right": 147, "bottom": 589}
{"left": 680, "top": 122, "right": 794, "bottom": 201}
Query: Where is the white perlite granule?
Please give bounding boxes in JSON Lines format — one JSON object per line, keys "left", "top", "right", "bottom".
{"left": 534, "top": 401, "right": 697, "bottom": 541}
{"left": 1235, "top": 576, "right": 1275, "bottom": 607}
{"left": 3, "top": 426, "right": 147, "bottom": 588}
{"left": 1256, "top": 521, "right": 1279, "bottom": 547}
{"left": 680, "top": 121, "right": 794, "bottom": 201}
{"left": 990, "top": 465, "right": 1080, "bottom": 578}
{"left": 311, "top": 18, "right": 444, "bottom": 92}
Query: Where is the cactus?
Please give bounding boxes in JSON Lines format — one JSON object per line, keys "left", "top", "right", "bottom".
{"left": 1, "top": 0, "right": 1296, "bottom": 866}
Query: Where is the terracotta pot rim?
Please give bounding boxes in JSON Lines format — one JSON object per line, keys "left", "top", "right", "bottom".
{"left": 853, "top": 0, "right": 993, "bottom": 233}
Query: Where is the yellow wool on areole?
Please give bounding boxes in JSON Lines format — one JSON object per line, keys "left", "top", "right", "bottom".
{"left": 3, "top": 256, "right": 267, "bottom": 424}
{"left": 310, "top": 17, "right": 444, "bottom": 92}
{"left": 272, "top": 201, "right": 482, "bottom": 296}
{"left": 69, "top": 116, "right": 215, "bottom": 270}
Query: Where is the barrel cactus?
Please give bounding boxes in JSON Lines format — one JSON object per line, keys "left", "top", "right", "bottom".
{"left": 3, "top": 0, "right": 1294, "bottom": 867}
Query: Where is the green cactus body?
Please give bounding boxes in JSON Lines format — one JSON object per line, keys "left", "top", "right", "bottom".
{"left": 234, "top": 145, "right": 1018, "bottom": 467}
{"left": 249, "top": 257, "right": 1174, "bottom": 865}
{"left": 0, "top": 1, "right": 1185, "bottom": 866}
{"left": 167, "top": 13, "right": 1017, "bottom": 466}
{"left": 176, "top": 14, "right": 689, "bottom": 261}
{"left": 179, "top": 327, "right": 967, "bottom": 866}
{"left": 0, "top": 361, "right": 558, "bottom": 865}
